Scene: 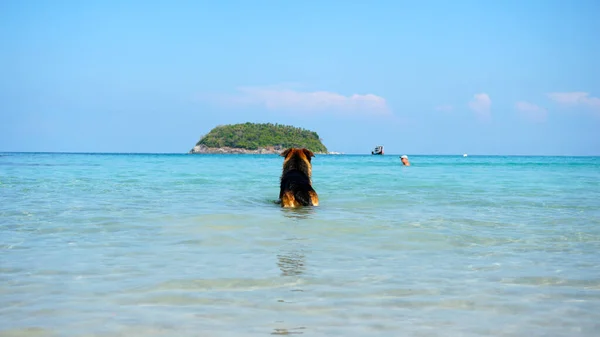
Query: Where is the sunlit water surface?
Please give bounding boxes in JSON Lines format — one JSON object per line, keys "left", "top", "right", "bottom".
{"left": 1, "top": 153, "right": 599, "bottom": 336}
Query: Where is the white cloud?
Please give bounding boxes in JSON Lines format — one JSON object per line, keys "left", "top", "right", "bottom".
{"left": 202, "top": 85, "right": 390, "bottom": 115}
{"left": 435, "top": 104, "right": 453, "bottom": 112}
{"left": 515, "top": 101, "right": 547, "bottom": 123}
{"left": 468, "top": 93, "right": 491, "bottom": 122}
{"left": 547, "top": 92, "right": 600, "bottom": 113}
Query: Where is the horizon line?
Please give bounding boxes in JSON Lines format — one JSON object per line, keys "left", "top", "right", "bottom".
{"left": 1, "top": 151, "right": 599, "bottom": 157}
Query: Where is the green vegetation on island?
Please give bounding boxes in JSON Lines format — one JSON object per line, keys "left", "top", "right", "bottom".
{"left": 194, "top": 123, "right": 328, "bottom": 153}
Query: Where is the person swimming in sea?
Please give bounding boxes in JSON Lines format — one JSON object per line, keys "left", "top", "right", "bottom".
{"left": 400, "top": 155, "right": 410, "bottom": 166}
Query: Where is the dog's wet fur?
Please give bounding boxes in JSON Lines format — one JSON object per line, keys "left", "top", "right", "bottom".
{"left": 278, "top": 148, "right": 319, "bottom": 208}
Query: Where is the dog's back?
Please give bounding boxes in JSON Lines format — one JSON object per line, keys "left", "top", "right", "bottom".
{"left": 279, "top": 148, "right": 319, "bottom": 207}
{"left": 280, "top": 169, "right": 318, "bottom": 207}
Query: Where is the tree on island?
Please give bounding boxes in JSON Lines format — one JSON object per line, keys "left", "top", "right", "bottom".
{"left": 195, "top": 122, "right": 328, "bottom": 153}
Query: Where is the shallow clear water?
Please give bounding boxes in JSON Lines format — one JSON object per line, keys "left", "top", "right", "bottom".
{"left": 1, "top": 153, "right": 599, "bottom": 336}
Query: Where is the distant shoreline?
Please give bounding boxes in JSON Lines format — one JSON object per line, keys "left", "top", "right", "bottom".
{"left": 188, "top": 144, "right": 336, "bottom": 155}
{"left": 189, "top": 145, "right": 282, "bottom": 155}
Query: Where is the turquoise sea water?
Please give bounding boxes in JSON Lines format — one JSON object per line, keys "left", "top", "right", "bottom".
{"left": 1, "top": 153, "right": 599, "bottom": 336}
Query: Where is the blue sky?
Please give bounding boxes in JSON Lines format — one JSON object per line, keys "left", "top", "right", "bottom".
{"left": 1, "top": 0, "right": 599, "bottom": 155}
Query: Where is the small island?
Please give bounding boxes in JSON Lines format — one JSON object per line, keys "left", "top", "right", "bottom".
{"left": 189, "top": 122, "right": 329, "bottom": 154}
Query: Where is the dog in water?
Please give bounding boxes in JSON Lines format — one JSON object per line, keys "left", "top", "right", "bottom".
{"left": 278, "top": 148, "right": 319, "bottom": 208}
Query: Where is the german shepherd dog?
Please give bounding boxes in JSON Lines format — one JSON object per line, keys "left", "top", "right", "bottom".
{"left": 278, "top": 148, "right": 319, "bottom": 207}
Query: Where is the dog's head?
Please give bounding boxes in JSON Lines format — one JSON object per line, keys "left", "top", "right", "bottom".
{"left": 281, "top": 148, "right": 314, "bottom": 177}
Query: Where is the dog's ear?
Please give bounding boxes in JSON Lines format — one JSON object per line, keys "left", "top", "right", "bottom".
{"left": 302, "top": 148, "right": 315, "bottom": 158}
{"left": 280, "top": 148, "right": 292, "bottom": 157}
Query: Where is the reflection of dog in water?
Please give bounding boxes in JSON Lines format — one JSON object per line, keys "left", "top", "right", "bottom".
{"left": 277, "top": 251, "right": 306, "bottom": 276}
{"left": 278, "top": 148, "right": 319, "bottom": 208}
